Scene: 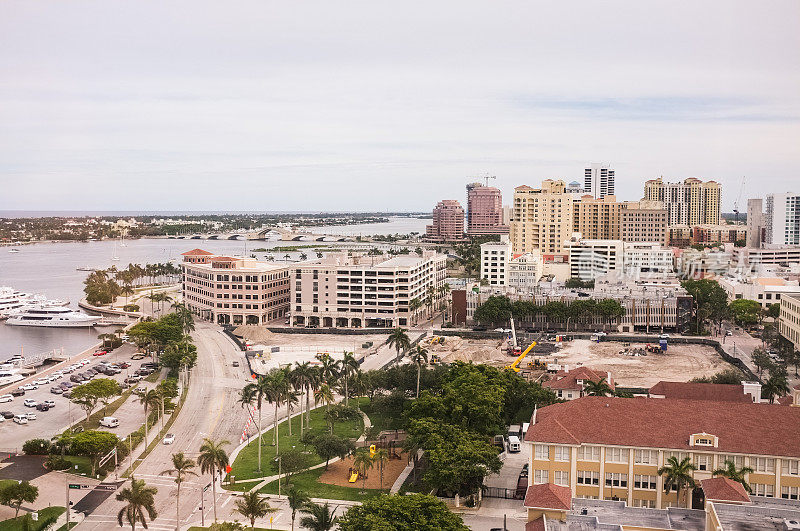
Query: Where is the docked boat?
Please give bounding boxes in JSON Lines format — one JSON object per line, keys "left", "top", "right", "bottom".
{"left": 0, "top": 364, "right": 24, "bottom": 386}
{"left": 5, "top": 305, "right": 99, "bottom": 328}
{"left": 7, "top": 248, "right": 20, "bottom": 253}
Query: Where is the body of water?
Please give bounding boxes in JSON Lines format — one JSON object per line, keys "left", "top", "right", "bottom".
{"left": 0, "top": 216, "right": 423, "bottom": 359}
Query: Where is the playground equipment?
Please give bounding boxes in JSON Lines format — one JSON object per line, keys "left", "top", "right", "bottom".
{"left": 348, "top": 468, "right": 359, "bottom": 483}
{"left": 506, "top": 341, "right": 537, "bottom": 372}
{"left": 369, "top": 444, "right": 376, "bottom": 458}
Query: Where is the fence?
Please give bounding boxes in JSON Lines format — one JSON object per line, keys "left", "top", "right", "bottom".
{"left": 482, "top": 486, "right": 524, "bottom": 500}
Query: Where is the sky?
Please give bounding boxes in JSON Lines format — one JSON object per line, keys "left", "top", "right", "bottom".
{"left": 1, "top": 1, "right": 799, "bottom": 213}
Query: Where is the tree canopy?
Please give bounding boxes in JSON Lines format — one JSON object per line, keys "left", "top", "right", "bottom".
{"left": 338, "top": 493, "right": 468, "bottom": 531}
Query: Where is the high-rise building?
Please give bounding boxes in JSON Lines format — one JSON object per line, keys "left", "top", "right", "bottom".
{"left": 466, "top": 183, "right": 508, "bottom": 235}
{"left": 480, "top": 235, "right": 513, "bottom": 287}
{"left": 643, "top": 177, "right": 721, "bottom": 226}
{"left": 424, "top": 199, "right": 465, "bottom": 242}
{"left": 765, "top": 193, "right": 800, "bottom": 245}
{"left": 510, "top": 180, "right": 574, "bottom": 256}
{"left": 584, "top": 163, "right": 615, "bottom": 199}
{"left": 573, "top": 195, "right": 622, "bottom": 240}
{"left": 620, "top": 200, "right": 668, "bottom": 245}
{"left": 747, "top": 198, "right": 764, "bottom": 248}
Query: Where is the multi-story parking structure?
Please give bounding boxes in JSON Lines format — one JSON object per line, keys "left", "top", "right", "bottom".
{"left": 290, "top": 251, "right": 447, "bottom": 328}
{"left": 181, "top": 249, "right": 291, "bottom": 325}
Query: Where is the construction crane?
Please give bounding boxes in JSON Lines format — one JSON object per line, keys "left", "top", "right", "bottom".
{"left": 469, "top": 173, "right": 496, "bottom": 187}
{"left": 733, "top": 176, "right": 746, "bottom": 225}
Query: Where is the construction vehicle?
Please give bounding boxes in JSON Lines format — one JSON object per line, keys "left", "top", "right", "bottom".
{"left": 526, "top": 357, "right": 548, "bottom": 370}
{"left": 429, "top": 354, "right": 441, "bottom": 365}
{"left": 506, "top": 341, "right": 537, "bottom": 372}
{"left": 645, "top": 344, "right": 661, "bottom": 354}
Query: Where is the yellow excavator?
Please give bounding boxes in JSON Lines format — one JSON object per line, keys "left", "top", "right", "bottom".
{"left": 506, "top": 341, "right": 537, "bottom": 372}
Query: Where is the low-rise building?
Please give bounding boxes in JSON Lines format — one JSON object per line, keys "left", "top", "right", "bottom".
{"left": 692, "top": 224, "right": 747, "bottom": 245}
{"left": 181, "top": 249, "right": 291, "bottom": 325}
{"left": 621, "top": 201, "right": 668, "bottom": 245}
{"left": 544, "top": 367, "right": 614, "bottom": 401}
{"left": 648, "top": 381, "right": 762, "bottom": 403}
{"left": 564, "top": 235, "right": 624, "bottom": 281}
{"left": 509, "top": 252, "right": 545, "bottom": 290}
{"left": 779, "top": 294, "right": 800, "bottom": 353}
{"left": 622, "top": 242, "right": 674, "bottom": 278}
{"left": 732, "top": 245, "right": 800, "bottom": 267}
{"left": 718, "top": 276, "right": 800, "bottom": 308}
{"left": 290, "top": 250, "right": 446, "bottom": 328}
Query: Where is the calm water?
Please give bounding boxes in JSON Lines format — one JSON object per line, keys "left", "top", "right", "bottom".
{"left": 0, "top": 217, "right": 424, "bottom": 359}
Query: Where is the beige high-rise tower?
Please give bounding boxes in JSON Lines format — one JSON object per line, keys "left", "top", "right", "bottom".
{"left": 643, "top": 177, "right": 721, "bottom": 226}
{"left": 510, "top": 179, "right": 574, "bottom": 255}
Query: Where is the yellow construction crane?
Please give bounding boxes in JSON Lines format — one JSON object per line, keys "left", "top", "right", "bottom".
{"left": 506, "top": 341, "right": 536, "bottom": 372}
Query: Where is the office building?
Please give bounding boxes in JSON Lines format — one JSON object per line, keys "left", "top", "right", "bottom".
{"left": 290, "top": 250, "right": 446, "bottom": 329}
{"left": 466, "top": 183, "right": 508, "bottom": 236}
{"left": 718, "top": 276, "right": 800, "bottom": 309}
{"left": 508, "top": 251, "right": 545, "bottom": 290}
{"left": 525, "top": 396, "right": 800, "bottom": 509}
{"left": 732, "top": 245, "right": 800, "bottom": 268}
{"left": 622, "top": 242, "right": 674, "bottom": 277}
{"left": 480, "top": 236, "right": 513, "bottom": 287}
{"left": 573, "top": 195, "right": 622, "bottom": 240}
{"left": 765, "top": 193, "right": 800, "bottom": 245}
{"left": 181, "top": 249, "right": 291, "bottom": 326}
{"left": 620, "top": 201, "right": 668, "bottom": 245}
{"left": 747, "top": 198, "right": 764, "bottom": 248}
{"left": 564, "top": 235, "right": 623, "bottom": 281}
{"left": 643, "top": 177, "right": 721, "bottom": 226}
{"left": 779, "top": 294, "right": 800, "bottom": 353}
{"left": 510, "top": 180, "right": 574, "bottom": 256}
{"left": 584, "top": 163, "right": 615, "bottom": 199}
{"left": 424, "top": 199, "right": 465, "bottom": 242}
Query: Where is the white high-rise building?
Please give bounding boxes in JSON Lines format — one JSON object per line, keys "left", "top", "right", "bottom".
{"left": 583, "top": 163, "right": 615, "bottom": 199}
{"left": 480, "top": 236, "right": 513, "bottom": 287}
{"left": 765, "top": 193, "right": 800, "bottom": 245}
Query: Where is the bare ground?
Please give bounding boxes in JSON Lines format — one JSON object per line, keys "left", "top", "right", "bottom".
{"left": 318, "top": 452, "right": 409, "bottom": 490}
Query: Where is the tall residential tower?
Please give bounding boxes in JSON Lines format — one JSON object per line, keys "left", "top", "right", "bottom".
{"left": 584, "top": 163, "right": 615, "bottom": 199}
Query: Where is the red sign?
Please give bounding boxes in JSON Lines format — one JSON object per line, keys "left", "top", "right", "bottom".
{"left": 226, "top": 465, "right": 232, "bottom": 474}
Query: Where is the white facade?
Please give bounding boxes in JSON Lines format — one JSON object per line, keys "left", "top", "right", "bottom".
{"left": 765, "top": 193, "right": 800, "bottom": 245}
{"left": 564, "top": 234, "right": 624, "bottom": 281}
{"left": 622, "top": 242, "right": 674, "bottom": 277}
{"left": 733, "top": 245, "right": 800, "bottom": 267}
{"left": 480, "top": 236, "right": 513, "bottom": 287}
{"left": 584, "top": 163, "right": 615, "bottom": 199}
{"left": 290, "top": 251, "right": 446, "bottom": 328}
{"left": 718, "top": 276, "right": 800, "bottom": 308}
{"left": 508, "top": 252, "right": 544, "bottom": 290}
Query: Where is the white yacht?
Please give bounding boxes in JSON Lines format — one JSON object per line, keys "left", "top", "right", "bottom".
{"left": 0, "top": 364, "right": 24, "bottom": 386}
{"left": 5, "top": 306, "right": 99, "bottom": 328}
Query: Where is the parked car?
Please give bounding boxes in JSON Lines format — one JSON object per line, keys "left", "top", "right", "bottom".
{"left": 125, "top": 376, "right": 141, "bottom": 384}
{"left": 43, "top": 400, "right": 55, "bottom": 408}
{"left": 232, "top": 361, "right": 239, "bottom": 367}
{"left": 70, "top": 375, "right": 84, "bottom": 383}
{"left": 25, "top": 412, "right": 37, "bottom": 420}
{"left": 62, "top": 391, "right": 72, "bottom": 398}
{"left": 61, "top": 381, "right": 74, "bottom": 389}
{"left": 131, "top": 353, "right": 146, "bottom": 360}
{"left": 13, "top": 414, "right": 28, "bottom": 424}
{"left": 10, "top": 388, "right": 25, "bottom": 397}
{"left": 21, "top": 383, "right": 38, "bottom": 391}
{"left": 35, "top": 403, "right": 49, "bottom": 412}
{"left": 23, "top": 399, "right": 37, "bottom": 407}
{"left": 99, "top": 416, "right": 119, "bottom": 428}
{"left": 118, "top": 362, "right": 131, "bottom": 369}
{"left": 1, "top": 411, "right": 14, "bottom": 419}
{"left": 0, "top": 394, "right": 13, "bottom": 403}
{"left": 93, "top": 350, "right": 108, "bottom": 357}
{"left": 162, "top": 433, "right": 175, "bottom": 445}
{"left": 32, "top": 378, "right": 49, "bottom": 386}
{"left": 50, "top": 387, "right": 63, "bottom": 394}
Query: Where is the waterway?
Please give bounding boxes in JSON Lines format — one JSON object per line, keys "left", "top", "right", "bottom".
{"left": 0, "top": 216, "right": 428, "bottom": 361}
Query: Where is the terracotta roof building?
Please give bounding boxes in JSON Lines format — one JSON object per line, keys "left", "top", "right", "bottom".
{"left": 648, "top": 381, "right": 762, "bottom": 404}
{"left": 543, "top": 367, "right": 614, "bottom": 401}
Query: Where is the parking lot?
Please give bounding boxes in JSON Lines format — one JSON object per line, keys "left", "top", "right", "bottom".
{"left": 0, "top": 342, "right": 160, "bottom": 452}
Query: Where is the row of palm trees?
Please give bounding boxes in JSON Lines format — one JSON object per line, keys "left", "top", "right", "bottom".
{"left": 657, "top": 456, "right": 756, "bottom": 508}
{"left": 117, "top": 440, "right": 340, "bottom": 530}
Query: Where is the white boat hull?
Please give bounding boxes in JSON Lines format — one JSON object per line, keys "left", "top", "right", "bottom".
{"left": 6, "top": 317, "right": 98, "bottom": 328}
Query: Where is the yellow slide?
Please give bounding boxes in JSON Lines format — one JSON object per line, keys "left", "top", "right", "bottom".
{"left": 349, "top": 471, "right": 359, "bottom": 483}
{"left": 506, "top": 342, "right": 536, "bottom": 372}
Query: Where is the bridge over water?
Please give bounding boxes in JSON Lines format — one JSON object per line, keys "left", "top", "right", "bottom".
{"left": 183, "top": 227, "right": 357, "bottom": 242}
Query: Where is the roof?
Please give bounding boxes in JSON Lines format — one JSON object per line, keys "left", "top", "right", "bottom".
{"left": 525, "top": 516, "right": 546, "bottom": 531}
{"left": 648, "top": 382, "right": 752, "bottom": 403}
{"left": 701, "top": 477, "right": 750, "bottom": 503}
{"left": 210, "top": 256, "right": 238, "bottom": 262}
{"left": 181, "top": 248, "right": 214, "bottom": 256}
{"left": 525, "top": 396, "right": 800, "bottom": 458}
{"left": 523, "top": 483, "right": 572, "bottom": 511}
{"left": 755, "top": 277, "right": 786, "bottom": 286}
{"left": 544, "top": 367, "right": 613, "bottom": 391}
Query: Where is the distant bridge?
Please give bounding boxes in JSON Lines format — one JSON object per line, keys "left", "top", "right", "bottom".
{"left": 180, "top": 227, "right": 356, "bottom": 242}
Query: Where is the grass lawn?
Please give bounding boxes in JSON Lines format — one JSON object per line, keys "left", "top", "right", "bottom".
{"left": 229, "top": 404, "right": 363, "bottom": 482}
{"left": 0, "top": 507, "right": 65, "bottom": 531}
{"left": 358, "top": 398, "right": 404, "bottom": 431}
{"left": 62, "top": 455, "right": 97, "bottom": 478}
{"left": 258, "top": 467, "right": 383, "bottom": 502}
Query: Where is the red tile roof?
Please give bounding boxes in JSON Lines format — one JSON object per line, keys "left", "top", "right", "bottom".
{"left": 544, "top": 367, "right": 613, "bottom": 391}
{"left": 181, "top": 248, "right": 214, "bottom": 256}
{"left": 525, "top": 396, "right": 800, "bottom": 458}
{"left": 523, "top": 484, "right": 572, "bottom": 511}
{"left": 525, "top": 516, "right": 547, "bottom": 531}
{"left": 701, "top": 477, "right": 750, "bottom": 503}
{"left": 648, "top": 381, "right": 752, "bottom": 403}
{"left": 211, "top": 256, "right": 238, "bottom": 262}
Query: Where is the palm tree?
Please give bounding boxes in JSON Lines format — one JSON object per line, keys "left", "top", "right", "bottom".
{"left": 373, "top": 447, "right": 389, "bottom": 490}
{"left": 762, "top": 372, "right": 790, "bottom": 403}
{"left": 299, "top": 502, "right": 340, "bottom": 531}
{"left": 387, "top": 327, "right": 411, "bottom": 362}
{"left": 409, "top": 345, "right": 428, "bottom": 398}
{"left": 314, "top": 383, "right": 335, "bottom": 432}
{"left": 234, "top": 491, "right": 277, "bottom": 530}
{"left": 713, "top": 459, "right": 754, "bottom": 493}
{"left": 318, "top": 353, "right": 341, "bottom": 386}
{"left": 239, "top": 375, "right": 277, "bottom": 472}
{"left": 409, "top": 297, "right": 422, "bottom": 325}
{"left": 352, "top": 449, "right": 375, "bottom": 494}
{"left": 583, "top": 378, "right": 613, "bottom": 397}
{"left": 292, "top": 361, "right": 315, "bottom": 434}
{"left": 657, "top": 456, "right": 697, "bottom": 508}
{"left": 286, "top": 487, "right": 310, "bottom": 531}
{"left": 340, "top": 352, "right": 359, "bottom": 406}
{"left": 159, "top": 452, "right": 198, "bottom": 531}
{"left": 137, "top": 389, "right": 160, "bottom": 446}
{"left": 197, "top": 438, "right": 230, "bottom": 523}
{"left": 116, "top": 477, "right": 158, "bottom": 531}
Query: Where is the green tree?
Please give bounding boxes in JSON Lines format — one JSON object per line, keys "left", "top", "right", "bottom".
{"left": 116, "top": 477, "right": 158, "bottom": 531}
{"left": 340, "top": 351, "right": 359, "bottom": 406}
{"left": 234, "top": 492, "right": 277, "bottom": 530}
{"left": 286, "top": 487, "right": 310, "bottom": 531}
{"left": 352, "top": 449, "right": 375, "bottom": 494}
{"left": 728, "top": 299, "right": 761, "bottom": 328}
{"left": 409, "top": 345, "right": 428, "bottom": 398}
{"left": 751, "top": 347, "right": 772, "bottom": 376}
{"left": 657, "top": 456, "right": 696, "bottom": 508}
{"left": 307, "top": 433, "right": 355, "bottom": 470}
{"left": 0, "top": 480, "right": 38, "bottom": 517}
{"left": 338, "top": 493, "right": 469, "bottom": 531}
{"left": 765, "top": 303, "right": 781, "bottom": 320}
{"left": 387, "top": 327, "right": 411, "bottom": 362}
{"left": 159, "top": 452, "right": 197, "bottom": 531}
{"left": 137, "top": 388, "right": 161, "bottom": 446}
{"left": 198, "top": 438, "right": 230, "bottom": 523}
{"left": 70, "top": 377, "right": 122, "bottom": 418}
{"left": 274, "top": 448, "right": 313, "bottom": 485}
{"left": 373, "top": 447, "right": 390, "bottom": 491}
{"left": 473, "top": 295, "right": 513, "bottom": 326}
{"left": 681, "top": 279, "right": 729, "bottom": 335}
{"left": 71, "top": 430, "right": 119, "bottom": 476}
{"left": 583, "top": 378, "right": 613, "bottom": 397}
{"left": 712, "top": 459, "right": 754, "bottom": 493}
{"left": 299, "top": 502, "right": 340, "bottom": 531}
{"left": 762, "top": 371, "right": 790, "bottom": 403}
{"left": 314, "top": 383, "right": 335, "bottom": 432}
{"left": 239, "top": 375, "right": 279, "bottom": 472}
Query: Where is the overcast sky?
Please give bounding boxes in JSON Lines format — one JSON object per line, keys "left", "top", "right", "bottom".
{"left": 1, "top": 1, "right": 799, "bottom": 212}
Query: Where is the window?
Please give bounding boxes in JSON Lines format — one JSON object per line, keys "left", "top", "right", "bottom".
{"left": 722, "top": 455, "right": 745, "bottom": 469}
{"left": 633, "top": 499, "right": 656, "bottom": 508}
{"left": 535, "top": 445, "right": 549, "bottom": 461}
{"left": 554, "top": 446, "right": 570, "bottom": 462}
{"left": 634, "top": 474, "right": 658, "bottom": 490}
{"left": 753, "top": 457, "right": 776, "bottom": 474}
{"left": 578, "top": 446, "right": 600, "bottom": 462}
{"left": 666, "top": 451, "right": 687, "bottom": 462}
{"left": 753, "top": 483, "right": 775, "bottom": 497}
{"left": 783, "top": 459, "right": 800, "bottom": 476}
{"left": 533, "top": 470, "right": 548, "bottom": 485}
{"left": 783, "top": 486, "right": 800, "bottom": 500}
{"left": 634, "top": 450, "right": 657, "bottom": 465}
{"left": 554, "top": 471, "right": 569, "bottom": 487}
{"left": 606, "top": 448, "right": 628, "bottom": 463}
{"left": 695, "top": 454, "right": 711, "bottom": 471}
{"left": 577, "top": 470, "right": 600, "bottom": 486}
{"left": 605, "top": 472, "right": 628, "bottom": 488}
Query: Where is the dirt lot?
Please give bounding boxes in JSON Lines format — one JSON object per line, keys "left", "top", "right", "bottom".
{"left": 423, "top": 335, "right": 510, "bottom": 366}
{"left": 318, "top": 452, "right": 409, "bottom": 490}
{"left": 234, "top": 326, "right": 388, "bottom": 352}
{"left": 554, "top": 339, "right": 732, "bottom": 387}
